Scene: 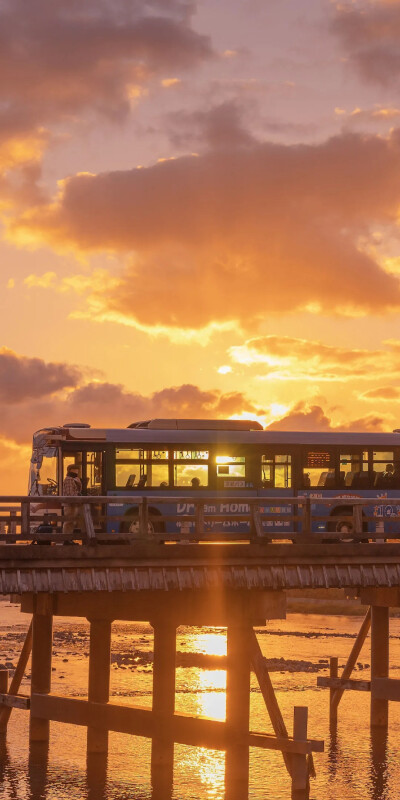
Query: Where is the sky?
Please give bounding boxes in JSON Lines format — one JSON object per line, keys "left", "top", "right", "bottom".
{"left": 2, "top": 0, "right": 400, "bottom": 493}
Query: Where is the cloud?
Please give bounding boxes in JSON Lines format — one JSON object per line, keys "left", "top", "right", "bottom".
{"left": 0, "top": 348, "right": 264, "bottom": 444}
{"left": 267, "top": 401, "right": 388, "bottom": 433}
{"left": 0, "top": 0, "right": 213, "bottom": 200}
{"left": 0, "top": 348, "right": 81, "bottom": 402}
{"left": 360, "top": 386, "right": 400, "bottom": 401}
{"left": 332, "top": 1, "right": 400, "bottom": 87}
{"left": 165, "top": 101, "right": 257, "bottom": 150}
{"left": 10, "top": 128, "right": 400, "bottom": 331}
{"left": 229, "top": 335, "right": 400, "bottom": 381}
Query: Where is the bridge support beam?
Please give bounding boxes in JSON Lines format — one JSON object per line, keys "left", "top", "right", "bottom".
{"left": 29, "top": 595, "right": 53, "bottom": 743}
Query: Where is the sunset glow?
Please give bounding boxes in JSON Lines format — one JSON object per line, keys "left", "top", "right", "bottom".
{"left": 1, "top": 0, "right": 400, "bottom": 494}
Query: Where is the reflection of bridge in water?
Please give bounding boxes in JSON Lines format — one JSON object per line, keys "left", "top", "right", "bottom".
{"left": 1, "top": 494, "right": 400, "bottom": 799}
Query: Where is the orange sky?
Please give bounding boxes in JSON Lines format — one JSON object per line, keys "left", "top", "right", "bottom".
{"left": 1, "top": 0, "right": 400, "bottom": 493}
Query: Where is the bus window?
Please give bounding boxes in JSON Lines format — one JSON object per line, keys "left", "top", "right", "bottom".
{"left": 29, "top": 451, "right": 58, "bottom": 496}
{"left": 86, "top": 451, "right": 103, "bottom": 494}
{"left": 216, "top": 455, "right": 245, "bottom": 479}
{"left": 340, "top": 452, "right": 368, "bottom": 488}
{"left": 303, "top": 451, "right": 334, "bottom": 488}
{"left": 173, "top": 450, "right": 209, "bottom": 487}
{"left": 262, "top": 454, "right": 291, "bottom": 488}
{"left": 63, "top": 453, "right": 83, "bottom": 483}
{"left": 373, "top": 451, "right": 396, "bottom": 488}
{"left": 115, "top": 449, "right": 169, "bottom": 488}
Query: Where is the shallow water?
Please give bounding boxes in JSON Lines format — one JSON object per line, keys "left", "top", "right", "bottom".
{"left": 0, "top": 601, "right": 400, "bottom": 800}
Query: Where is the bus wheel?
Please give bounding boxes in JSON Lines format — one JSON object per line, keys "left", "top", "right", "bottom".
{"left": 121, "top": 514, "right": 155, "bottom": 535}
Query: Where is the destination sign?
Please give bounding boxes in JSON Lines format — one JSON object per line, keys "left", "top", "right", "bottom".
{"left": 306, "top": 451, "right": 331, "bottom": 468}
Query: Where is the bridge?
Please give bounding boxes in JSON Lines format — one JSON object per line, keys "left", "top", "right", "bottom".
{"left": 0, "top": 494, "right": 400, "bottom": 799}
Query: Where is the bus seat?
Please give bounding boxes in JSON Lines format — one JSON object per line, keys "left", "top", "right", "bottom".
{"left": 318, "top": 471, "right": 328, "bottom": 486}
{"left": 353, "top": 471, "right": 369, "bottom": 489}
{"left": 125, "top": 474, "right": 136, "bottom": 488}
{"left": 345, "top": 471, "right": 355, "bottom": 487}
{"left": 374, "top": 472, "right": 386, "bottom": 489}
{"left": 324, "top": 471, "right": 336, "bottom": 488}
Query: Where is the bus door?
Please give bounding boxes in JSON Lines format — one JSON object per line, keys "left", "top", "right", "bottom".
{"left": 259, "top": 450, "right": 293, "bottom": 537}
{"left": 62, "top": 449, "right": 105, "bottom": 530}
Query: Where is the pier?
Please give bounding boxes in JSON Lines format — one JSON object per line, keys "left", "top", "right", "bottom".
{"left": 1, "top": 494, "right": 400, "bottom": 799}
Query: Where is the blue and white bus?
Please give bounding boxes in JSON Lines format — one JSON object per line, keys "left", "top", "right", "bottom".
{"left": 28, "top": 419, "right": 400, "bottom": 538}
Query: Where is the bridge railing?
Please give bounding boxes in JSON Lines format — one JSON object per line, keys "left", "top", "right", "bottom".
{"left": 0, "top": 494, "right": 399, "bottom": 545}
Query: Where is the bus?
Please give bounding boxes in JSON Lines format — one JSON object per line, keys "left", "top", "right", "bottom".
{"left": 28, "top": 419, "right": 400, "bottom": 538}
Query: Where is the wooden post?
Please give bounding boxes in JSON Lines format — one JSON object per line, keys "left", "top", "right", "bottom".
{"left": 151, "top": 617, "right": 176, "bottom": 797}
{"left": 249, "top": 628, "right": 292, "bottom": 775}
{"left": 194, "top": 501, "right": 205, "bottom": 537}
{"left": 225, "top": 622, "right": 251, "bottom": 797}
{"left": 87, "top": 752, "right": 108, "bottom": 800}
{"left": 87, "top": 619, "right": 112, "bottom": 753}
{"left": 139, "top": 497, "right": 149, "bottom": 537}
{"left": 29, "top": 597, "right": 53, "bottom": 742}
{"left": 0, "top": 670, "right": 8, "bottom": 733}
{"left": 21, "top": 499, "right": 30, "bottom": 538}
{"left": 0, "top": 619, "right": 32, "bottom": 731}
{"left": 329, "top": 657, "right": 338, "bottom": 730}
{"left": 28, "top": 741, "right": 49, "bottom": 800}
{"left": 302, "top": 498, "right": 311, "bottom": 537}
{"left": 330, "top": 608, "right": 371, "bottom": 714}
{"left": 291, "top": 707, "right": 309, "bottom": 800}
{"left": 371, "top": 606, "right": 389, "bottom": 729}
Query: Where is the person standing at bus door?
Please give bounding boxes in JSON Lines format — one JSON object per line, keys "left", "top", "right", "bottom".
{"left": 62, "top": 464, "right": 82, "bottom": 543}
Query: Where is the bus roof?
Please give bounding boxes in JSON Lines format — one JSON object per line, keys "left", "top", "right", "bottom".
{"left": 33, "top": 424, "right": 400, "bottom": 449}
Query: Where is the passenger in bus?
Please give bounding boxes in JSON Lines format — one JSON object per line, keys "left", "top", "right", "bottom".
{"left": 382, "top": 463, "right": 395, "bottom": 488}
{"left": 62, "top": 464, "right": 82, "bottom": 544}
{"left": 191, "top": 477, "right": 201, "bottom": 488}
{"left": 303, "top": 472, "right": 311, "bottom": 488}
{"left": 393, "top": 463, "right": 400, "bottom": 489}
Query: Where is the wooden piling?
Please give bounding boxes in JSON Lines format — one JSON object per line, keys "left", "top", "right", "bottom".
{"left": 29, "top": 597, "right": 53, "bottom": 742}
{"left": 225, "top": 622, "right": 251, "bottom": 796}
{"left": 87, "top": 619, "right": 112, "bottom": 753}
{"left": 371, "top": 606, "right": 389, "bottom": 729}
{"left": 291, "top": 707, "right": 310, "bottom": 800}
{"left": 151, "top": 617, "right": 176, "bottom": 796}
{"left": 329, "top": 657, "right": 338, "bottom": 730}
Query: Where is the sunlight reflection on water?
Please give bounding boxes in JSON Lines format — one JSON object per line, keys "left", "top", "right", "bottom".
{"left": 1, "top": 614, "right": 400, "bottom": 800}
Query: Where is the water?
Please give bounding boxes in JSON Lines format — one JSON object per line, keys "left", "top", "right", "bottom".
{"left": 1, "top": 602, "right": 400, "bottom": 800}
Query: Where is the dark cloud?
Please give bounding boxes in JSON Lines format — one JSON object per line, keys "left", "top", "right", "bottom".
{"left": 14, "top": 129, "right": 400, "bottom": 328}
{"left": 0, "top": 362, "right": 262, "bottom": 443}
{"left": 0, "top": 0, "right": 213, "bottom": 194}
{"left": 0, "top": 348, "right": 81, "bottom": 403}
{"left": 67, "top": 381, "right": 263, "bottom": 423}
{"left": 333, "top": 2, "right": 400, "bottom": 87}
{"left": 166, "top": 101, "right": 257, "bottom": 150}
